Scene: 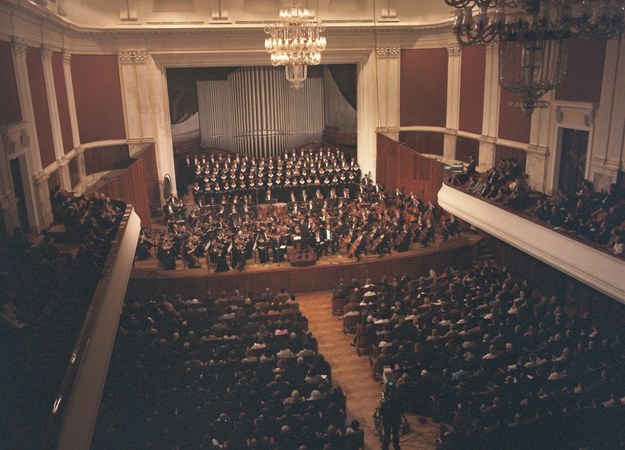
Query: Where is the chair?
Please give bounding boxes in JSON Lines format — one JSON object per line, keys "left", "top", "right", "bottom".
{"left": 343, "top": 313, "right": 360, "bottom": 334}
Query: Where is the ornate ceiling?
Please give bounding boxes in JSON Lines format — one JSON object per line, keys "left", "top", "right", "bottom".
{"left": 15, "top": 0, "right": 452, "bottom": 30}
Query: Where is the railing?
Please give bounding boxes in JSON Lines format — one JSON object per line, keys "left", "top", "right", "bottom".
{"left": 44, "top": 204, "right": 141, "bottom": 450}
{"left": 438, "top": 181, "right": 625, "bottom": 303}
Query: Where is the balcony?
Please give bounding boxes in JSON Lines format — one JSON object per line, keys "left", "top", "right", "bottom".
{"left": 438, "top": 182, "right": 625, "bottom": 304}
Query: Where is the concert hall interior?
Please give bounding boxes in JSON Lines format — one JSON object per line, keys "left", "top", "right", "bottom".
{"left": 2, "top": 1, "right": 625, "bottom": 449}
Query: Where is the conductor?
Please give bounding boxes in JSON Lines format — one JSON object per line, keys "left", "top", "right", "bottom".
{"left": 379, "top": 385, "right": 402, "bottom": 450}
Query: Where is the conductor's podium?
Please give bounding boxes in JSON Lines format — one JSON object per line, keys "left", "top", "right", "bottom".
{"left": 288, "top": 248, "right": 316, "bottom": 267}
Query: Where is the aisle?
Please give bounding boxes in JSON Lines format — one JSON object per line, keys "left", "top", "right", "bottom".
{"left": 297, "top": 291, "right": 441, "bottom": 450}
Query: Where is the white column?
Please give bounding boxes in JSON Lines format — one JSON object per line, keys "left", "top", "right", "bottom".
{"left": 134, "top": 51, "right": 156, "bottom": 143}
{"left": 588, "top": 35, "right": 625, "bottom": 189}
{"left": 118, "top": 50, "right": 142, "bottom": 151}
{"left": 119, "top": 50, "right": 157, "bottom": 157}
{"left": 358, "top": 50, "right": 379, "bottom": 180}
{"left": 41, "top": 45, "right": 71, "bottom": 189}
{"left": 375, "top": 46, "right": 400, "bottom": 140}
{"left": 526, "top": 90, "right": 553, "bottom": 192}
{"left": 147, "top": 54, "right": 178, "bottom": 200}
{"left": 61, "top": 49, "right": 81, "bottom": 149}
{"left": 479, "top": 43, "right": 500, "bottom": 170}
{"left": 444, "top": 43, "right": 461, "bottom": 161}
{"left": 10, "top": 37, "right": 52, "bottom": 232}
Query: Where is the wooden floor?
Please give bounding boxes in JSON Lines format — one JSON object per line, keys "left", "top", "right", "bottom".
{"left": 298, "top": 291, "right": 442, "bottom": 450}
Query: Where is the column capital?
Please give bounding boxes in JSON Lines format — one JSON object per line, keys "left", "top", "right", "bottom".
{"left": 41, "top": 44, "right": 54, "bottom": 61}
{"left": 485, "top": 42, "right": 498, "bottom": 55}
{"left": 118, "top": 50, "right": 135, "bottom": 64}
{"left": 447, "top": 43, "right": 460, "bottom": 57}
{"left": 11, "top": 37, "right": 28, "bottom": 57}
{"left": 62, "top": 48, "right": 72, "bottom": 63}
{"left": 376, "top": 46, "right": 400, "bottom": 59}
{"left": 134, "top": 50, "right": 147, "bottom": 63}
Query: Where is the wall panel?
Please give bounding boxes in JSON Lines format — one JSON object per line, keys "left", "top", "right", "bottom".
{"left": 84, "top": 145, "right": 130, "bottom": 175}
{"left": 71, "top": 55, "right": 125, "bottom": 143}
{"left": 459, "top": 45, "right": 485, "bottom": 135}
{"left": 400, "top": 48, "right": 448, "bottom": 127}
{"left": 456, "top": 136, "right": 479, "bottom": 163}
{"left": 556, "top": 39, "right": 606, "bottom": 103}
{"left": 376, "top": 133, "right": 446, "bottom": 201}
{"left": 398, "top": 130, "right": 444, "bottom": 155}
{"left": 27, "top": 46, "right": 56, "bottom": 168}
{"left": 498, "top": 88, "right": 531, "bottom": 144}
{"left": 0, "top": 40, "right": 22, "bottom": 127}
{"left": 52, "top": 52, "right": 74, "bottom": 153}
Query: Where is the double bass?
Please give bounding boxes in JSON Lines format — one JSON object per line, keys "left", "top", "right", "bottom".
{"left": 370, "top": 233, "right": 385, "bottom": 252}
{"left": 349, "top": 232, "right": 365, "bottom": 257}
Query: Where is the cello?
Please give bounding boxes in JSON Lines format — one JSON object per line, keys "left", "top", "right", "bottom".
{"left": 349, "top": 232, "right": 365, "bottom": 257}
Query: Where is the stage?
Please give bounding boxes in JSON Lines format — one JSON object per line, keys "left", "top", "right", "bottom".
{"left": 128, "top": 235, "right": 481, "bottom": 299}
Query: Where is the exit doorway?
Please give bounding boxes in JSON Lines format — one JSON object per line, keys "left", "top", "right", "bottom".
{"left": 558, "top": 128, "right": 589, "bottom": 195}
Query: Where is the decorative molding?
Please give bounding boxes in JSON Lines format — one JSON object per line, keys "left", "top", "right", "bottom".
{"left": 1, "top": 123, "right": 30, "bottom": 157}
{"left": 376, "top": 46, "right": 400, "bottom": 59}
{"left": 485, "top": 42, "right": 498, "bottom": 55}
{"left": 211, "top": 0, "right": 229, "bottom": 21}
{"left": 118, "top": 50, "right": 148, "bottom": 64}
{"left": 446, "top": 43, "right": 460, "bottom": 57}
{"left": 118, "top": 50, "right": 135, "bottom": 64}
{"left": 10, "top": 36, "right": 28, "bottom": 56}
{"left": 526, "top": 144, "right": 549, "bottom": 155}
{"left": 1, "top": 131, "right": 16, "bottom": 155}
{"left": 62, "top": 48, "right": 72, "bottom": 63}
{"left": 584, "top": 102, "right": 599, "bottom": 127}
{"left": 479, "top": 134, "right": 497, "bottom": 144}
{"left": 380, "top": 0, "right": 398, "bottom": 20}
{"left": 41, "top": 44, "right": 54, "bottom": 60}
{"left": 133, "top": 50, "right": 147, "bottom": 63}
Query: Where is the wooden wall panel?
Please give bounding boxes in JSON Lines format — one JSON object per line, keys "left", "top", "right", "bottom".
{"left": 398, "top": 131, "right": 444, "bottom": 155}
{"left": 135, "top": 144, "right": 160, "bottom": 206}
{"left": 456, "top": 136, "right": 479, "bottom": 163}
{"left": 0, "top": 40, "right": 22, "bottom": 127}
{"left": 71, "top": 55, "right": 125, "bottom": 143}
{"left": 400, "top": 48, "right": 448, "bottom": 127}
{"left": 27, "top": 46, "right": 56, "bottom": 168}
{"left": 52, "top": 52, "right": 74, "bottom": 153}
{"left": 84, "top": 145, "right": 130, "bottom": 175}
{"left": 96, "top": 158, "right": 151, "bottom": 228}
{"left": 459, "top": 45, "right": 486, "bottom": 135}
{"left": 376, "top": 133, "right": 447, "bottom": 202}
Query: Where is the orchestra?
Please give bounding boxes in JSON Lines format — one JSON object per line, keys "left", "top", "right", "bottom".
{"left": 149, "top": 148, "right": 460, "bottom": 270}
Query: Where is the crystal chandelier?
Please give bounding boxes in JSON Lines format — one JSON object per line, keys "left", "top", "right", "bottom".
{"left": 444, "top": 0, "right": 625, "bottom": 115}
{"left": 264, "top": 2, "right": 327, "bottom": 89}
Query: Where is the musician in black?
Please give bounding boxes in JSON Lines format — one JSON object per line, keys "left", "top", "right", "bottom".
{"left": 215, "top": 247, "right": 230, "bottom": 272}
{"left": 394, "top": 225, "right": 411, "bottom": 253}
{"left": 157, "top": 235, "right": 177, "bottom": 270}
{"left": 256, "top": 230, "right": 270, "bottom": 263}
{"left": 182, "top": 238, "right": 201, "bottom": 268}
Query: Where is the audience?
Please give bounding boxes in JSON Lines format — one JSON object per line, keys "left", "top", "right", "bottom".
{"left": 457, "top": 161, "right": 625, "bottom": 258}
{"left": 0, "top": 188, "right": 124, "bottom": 449}
{"left": 338, "top": 264, "right": 625, "bottom": 449}
{"left": 93, "top": 287, "right": 362, "bottom": 450}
